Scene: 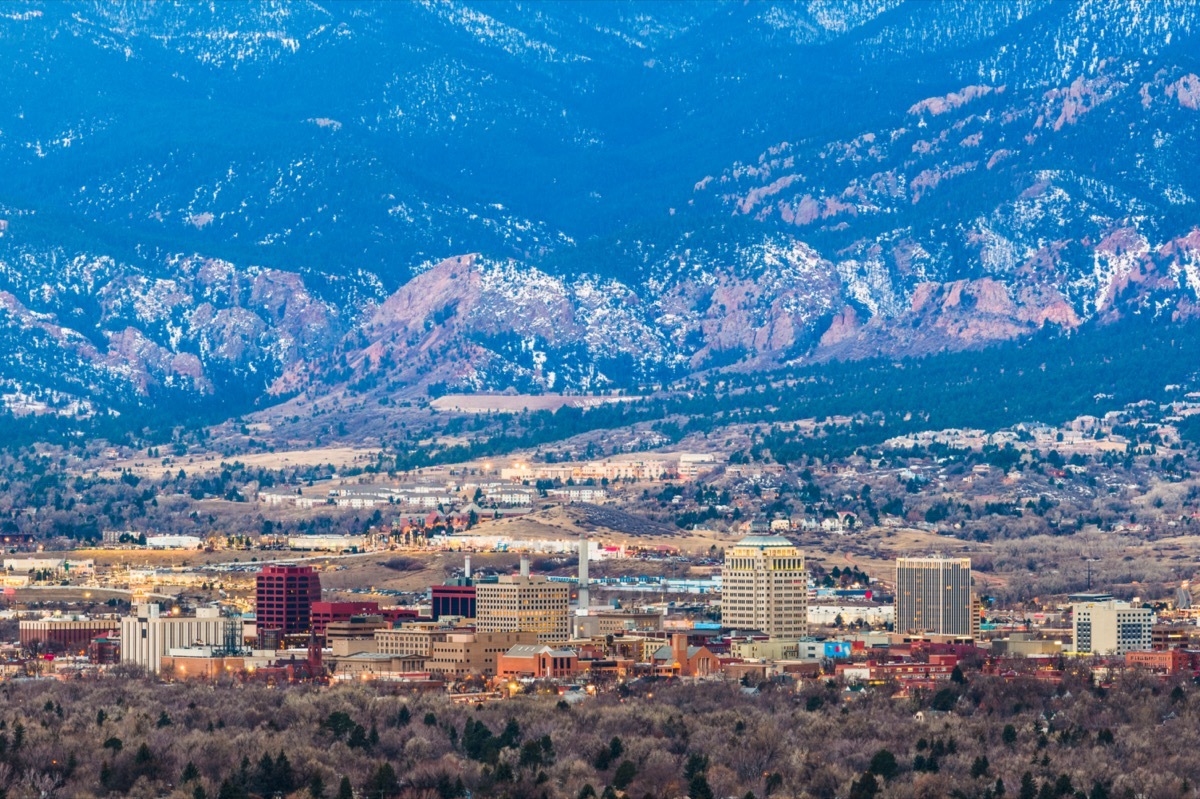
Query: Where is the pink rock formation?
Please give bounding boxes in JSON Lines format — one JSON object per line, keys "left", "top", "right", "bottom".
{"left": 908, "top": 85, "right": 996, "bottom": 116}
{"left": 1166, "top": 74, "right": 1200, "bottom": 110}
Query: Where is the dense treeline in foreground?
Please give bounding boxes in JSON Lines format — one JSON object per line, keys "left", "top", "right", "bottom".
{"left": 1, "top": 668, "right": 1197, "bottom": 799}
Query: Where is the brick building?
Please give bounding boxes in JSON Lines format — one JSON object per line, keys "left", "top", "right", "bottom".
{"left": 19, "top": 617, "right": 119, "bottom": 653}
{"left": 256, "top": 565, "right": 322, "bottom": 635}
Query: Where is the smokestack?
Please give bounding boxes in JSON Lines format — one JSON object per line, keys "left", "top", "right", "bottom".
{"left": 578, "top": 535, "right": 590, "bottom": 609}
{"left": 464, "top": 555, "right": 472, "bottom": 581}
{"left": 520, "top": 555, "right": 530, "bottom": 578}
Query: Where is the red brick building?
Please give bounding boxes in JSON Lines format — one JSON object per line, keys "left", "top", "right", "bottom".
{"left": 256, "top": 565, "right": 322, "bottom": 635}
{"left": 310, "top": 601, "right": 419, "bottom": 636}
{"left": 497, "top": 644, "right": 583, "bottom": 679}
{"left": 88, "top": 635, "right": 121, "bottom": 665}
{"left": 19, "top": 618, "right": 119, "bottom": 653}
{"left": 311, "top": 601, "right": 381, "bottom": 637}
{"left": 1125, "top": 649, "right": 1191, "bottom": 674}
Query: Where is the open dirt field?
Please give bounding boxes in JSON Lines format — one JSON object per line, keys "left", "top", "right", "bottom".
{"left": 90, "top": 446, "right": 384, "bottom": 479}
{"left": 430, "top": 393, "right": 634, "bottom": 414}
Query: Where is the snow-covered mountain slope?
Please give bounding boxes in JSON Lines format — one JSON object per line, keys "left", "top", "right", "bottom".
{"left": 0, "top": 1, "right": 1198, "bottom": 418}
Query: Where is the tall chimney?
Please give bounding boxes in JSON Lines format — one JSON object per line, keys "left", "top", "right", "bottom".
{"left": 519, "top": 555, "right": 530, "bottom": 578}
{"left": 578, "top": 535, "right": 590, "bottom": 609}
{"left": 464, "top": 554, "right": 472, "bottom": 581}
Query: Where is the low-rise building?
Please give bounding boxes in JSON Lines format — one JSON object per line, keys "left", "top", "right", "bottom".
{"left": 427, "top": 631, "right": 539, "bottom": 677}
{"left": 19, "top": 616, "right": 119, "bottom": 653}
{"left": 649, "top": 634, "right": 718, "bottom": 677}
{"left": 1126, "top": 649, "right": 1191, "bottom": 674}
{"left": 497, "top": 644, "right": 582, "bottom": 679}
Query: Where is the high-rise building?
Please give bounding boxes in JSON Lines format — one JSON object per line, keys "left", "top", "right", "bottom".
{"left": 895, "top": 557, "right": 977, "bottom": 638}
{"left": 475, "top": 574, "right": 570, "bottom": 643}
{"left": 255, "top": 565, "right": 322, "bottom": 636}
{"left": 721, "top": 535, "right": 808, "bottom": 639}
{"left": 1072, "top": 599, "right": 1153, "bottom": 655}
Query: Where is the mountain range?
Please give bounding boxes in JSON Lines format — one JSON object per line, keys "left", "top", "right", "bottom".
{"left": 1, "top": 1, "right": 1199, "bottom": 425}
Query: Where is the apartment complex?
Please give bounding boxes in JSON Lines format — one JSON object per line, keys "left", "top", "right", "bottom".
{"left": 1072, "top": 599, "right": 1154, "bottom": 655}
{"left": 475, "top": 575, "right": 570, "bottom": 643}
{"left": 119, "top": 604, "right": 226, "bottom": 674}
{"left": 895, "top": 557, "right": 978, "bottom": 639}
{"left": 255, "top": 565, "right": 322, "bottom": 635}
{"left": 721, "top": 535, "right": 808, "bottom": 639}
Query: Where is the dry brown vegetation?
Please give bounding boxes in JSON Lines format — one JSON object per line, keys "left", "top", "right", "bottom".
{"left": 0, "top": 669, "right": 1197, "bottom": 799}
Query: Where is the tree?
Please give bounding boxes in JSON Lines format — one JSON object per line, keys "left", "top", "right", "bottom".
{"left": 1019, "top": 772, "right": 1037, "bottom": 799}
{"left": 336, "top": 775, "right": 354, "bottom": 799}
{"left": 688, "top": 774, "right": 715, "bottom": 799}
{"left": 1002, "top": 724, "right": 1017, "bottom": 745}
{"left": 613, "top": 760, "right": 638, "bottom": 790}
{"left": 868, "top": 749, "right": 897, "bottom": 780}
{"left": 364, "top": 763, "right": 400, "bottom": 798}
{"left": 970, "top": 755, "right": 990, "bottom": 779}
{"left": 217, "top": 780, "right": 249, "bottom": 799}
{"left": 848, "top": 772, "right": 878, "bottom": 799}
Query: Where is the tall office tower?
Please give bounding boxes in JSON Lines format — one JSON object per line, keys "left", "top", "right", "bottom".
{"left": 722, "top": 535, "right": 808, "bottom": 639}
{"left": 475, "top": 574, "right": 570, "bottom": 643}
{"left": 577, "top": 535, "right": 590, "bottom": 609}
{"left": 255, "top": 565, "right": 322, "bottom": 636}
{"left": 895, "top": 557, "right": 978, "bottom": 638}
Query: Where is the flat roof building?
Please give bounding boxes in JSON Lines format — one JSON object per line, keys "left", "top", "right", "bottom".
{"left": 895, "top": 557, "right": 977, "bottom": 639}
{"left": 476, "top": 574, "right": 570, "bottom": 643}
{"left": 431, "top": 584, "right": 477, "bottom": 621}
{"left": 120, "top": 605, "right": 226, "bottom": 674}
{"left": 256, "top": 565, "right": 322, "bottom": 636}
{"left": 19, "top": 616, "right": 119, "bottom": 654}
{"left": 1072, "top": 599, "right": 1153, "bottom": 656}
{"left": 722, "top": 535, "right": 807, "bottom": 639}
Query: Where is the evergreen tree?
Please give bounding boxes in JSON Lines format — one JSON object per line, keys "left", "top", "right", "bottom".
{"left": 364, "top": 763, "right": 400, "bottom": 799}
{"left": 613, "top": 760, "right": 637, "bottom": 790}
{"left": 848, "top": 773, "right": 878, "bottom": 799}
{"left": 868, "top": 749, "right": 897, "bottom": 780}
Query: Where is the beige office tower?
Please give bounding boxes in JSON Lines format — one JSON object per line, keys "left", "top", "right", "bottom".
{"left": 722, "top": 535, "right": 808, "bottom": 638}
{"left": 475, "top": 575, "right": 571, "bottom": 643}
{"left": 895, "top": 557, "right": 978, "bottom": 638}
